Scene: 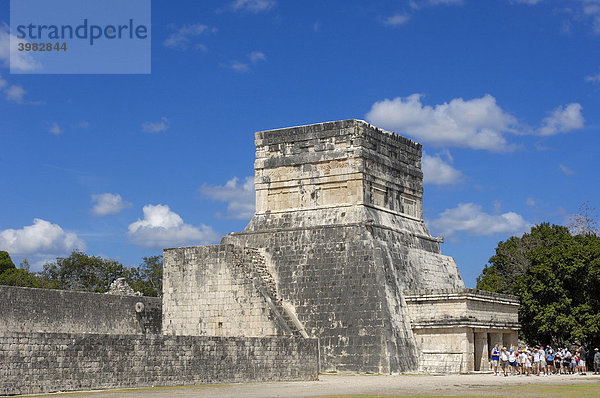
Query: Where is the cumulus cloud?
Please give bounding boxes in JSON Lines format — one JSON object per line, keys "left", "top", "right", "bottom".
{"left": 142, "top": 117, "right": 169, "bottom": 133}
{"left": 0, "top": 219, "right": 85, "bottom": 259}
{"left": 512, "top": 0, "right": 544, "bottom": 4}
{"left": 422, "top": 151, "right": 463, "bottom": 185}
{"left": 199, "top": 176, "right": 255, "bottom": 219}
{"left": 5, "top": 84, "right": 25, "bottom": 103}
{"left": 429, "top": 202, "right": 530, "bottom": 237}
{"left": 231, "top": 0, "right": 275, "bottom": 13}
{"left": 91, "top": 193, "right": 132, "bottom": 216}
{"left": 227, "top": 60, "right": 250, "bottom": 72}
{"left": 582, "top": 2, "right": 600, "bottom": 34}
{"left": 0, "top": 73, "right": 29, "bottom": 104}
{"left": 409, "top": 0, "right": 463, "bottom": 9}
{"left": 536, "top": 103, "right": 584, "bottom": 136}
{"left": 585, "top": 73, "right": 600, "bottom": 83}
{"left": 48, "top": 122, "right": 62, "bottom": 135}
{"left": 225, "top": 51, "right": 266, "bottom": 73}
{"left": 249, "top": 51, "right": 266, "bottom": 63}
{"left": 366, "top": 94, "right": 518, "bottom": 151}
{"left": 366, "top": 94, "right": 586, "bottom": 150}
{"left": 0, "top": 23, "right": 40, "bottom": 72}
{"left": 559, "top": 164, "right": 576, "bottom": 176}
{"left": 163, "top": 24, "right": 216, "bottom": 49}
{"left": 383, "top": 14, "right": 410, "bottom": 26}
{"left": 128, "top": 204, "right": 219, "bottom": 248}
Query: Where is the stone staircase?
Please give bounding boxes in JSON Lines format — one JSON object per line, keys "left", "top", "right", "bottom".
{"left": 231, "top": 246, "right": 307, "bottom": 338}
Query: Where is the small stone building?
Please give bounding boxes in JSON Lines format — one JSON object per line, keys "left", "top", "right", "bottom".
{"left": 163, "top": 119, "right": 519, "bottom": 374}
{"left": 405, "top": 289, "right": 519, "bottom": 373}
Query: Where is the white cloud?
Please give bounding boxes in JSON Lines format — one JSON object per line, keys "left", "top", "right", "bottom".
{"left": 91, "top": 193, "right": 132, "bottom": 216}
{"left": 128, "top": 204, "right": 219, "bottom": 248}
{"left": 512, "top": 0, "right": 544, "bottom": 4}
{"left": 366, "top": 94, "right": 518, "bottom": 151}
{"left": 0, "top": 219, "right": 85, "bottom": 258}
{"left": 515, "top": 0, "right": 600, "bottom": 34}
{"left": 585, "top": 73, "right": 600, "bottom": 83}
{"left": 142, "top": 117, "right": 169, "bottom": 133}
{"left": 410, "top": 0, "right": 463, "bottom": 9}
{"left": 0, "top": 73, "right": 31, "bottom": 105}
{"left": 429, "top": 202, "right": 530, "bottom": 237}
{"left": 422, "top": 151, "right": 463, "bottom": 185}
{"left": 199, "top": 176, "right": 255, "bottom": 219}
{"left": 559, "top": 164, "right": 576, "bottom": 176}
{"left": 366, "top": 94, "right": 586, "bottom": 150}
{"left": 249, "top": 51, "right": 266, "bottom": 63}
{"left": 231, "top": 0, "right": 276, "bottom": 13}
{"left": 0, "top": 23, "right": 40, "bottom": 72}
{"left": 228, "top": 61, "right": 249, "bottom": 72}
{"left": 225, "top": 52, "right": 266, "bottom": 73}
{"left": 526, "top": 197, "right": 537, "bottom": 207}
{"left": 536, "top": 103, "right": 584, "bottom": 136}
{"left": 383, "top": 14, "right": 410, "bottom": 26}
{"left": 5, "top": 84, "right": 25, "bottom": 103}
{"left": 163, "top": 24, "right": 215, "bottom": 49}
{"left": 48, "top": 122, "right": 62, "bottom": 135}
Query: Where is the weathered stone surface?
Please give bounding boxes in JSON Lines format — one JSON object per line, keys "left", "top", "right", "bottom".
{"left": 0, "top": 285, "right": 161, "bottom": 335}
{"left": 0, "top": 331, "right": 318, "bottom": 396}
{"left": 404, "top": 289, "right": 520, "bottom": 373}
{"left": 163, "top": 245, "right": 285, "bottom": 337}
{"left": 106, "top": 277, "right": 142, "bottom": 296}
{"left": 163, "top": 120, "right": 473, "bottom": 374}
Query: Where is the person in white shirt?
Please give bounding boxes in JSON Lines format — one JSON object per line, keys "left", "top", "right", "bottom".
{"left": 533, "top": 348, "right": 541, "bottom": 376}
{"left": 500, "top": 347, "right": 510, "bottom": 377}
{"left": 539, "top": 346, "right": 547, "bottom": 376}
{"left": 508, "top": 349, "right": 517, "bottom": 375}
{"left": 518, "top": 350, "right": 527, "bottom": 375}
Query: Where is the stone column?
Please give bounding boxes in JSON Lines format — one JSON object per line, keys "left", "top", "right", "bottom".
{"left": 474, "top": 331, "right": 489, "bottom": 371}
{"left": 461, "top": 327, "right": 475, "bottom": 373}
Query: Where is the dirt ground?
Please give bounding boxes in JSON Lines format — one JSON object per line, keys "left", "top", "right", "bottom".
{"left": 16, "top": 373, "right": 600, "bottom": 398}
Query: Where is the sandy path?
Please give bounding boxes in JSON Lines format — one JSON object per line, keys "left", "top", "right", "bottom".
{"left": 16, "top": 373, "right": 600, "bottom": 398}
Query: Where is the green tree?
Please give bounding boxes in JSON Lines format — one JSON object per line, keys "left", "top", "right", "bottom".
{"left": 41, "top": 250, "right": 128, "bottom": 293}
{"left": 127, "top": 255, "right": 163, "bottom": 297}
{"left": 476, "top": 223, "right": 567, "bottom": 295}
{"left": 0, "top": 251, "right": 16, "bottom": 274}
{"left": 19, "top": 258, "right": 30, "bottom": 272}
{"left": 476, "top": 223, "right": 600, "bottom": 349}
{"left": 0, "top": 268, "right": 57, "bottom": 289}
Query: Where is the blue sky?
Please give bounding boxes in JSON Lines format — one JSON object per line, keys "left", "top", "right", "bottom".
{"left": 1, "top": 0, "right": 599, "bottom": 287}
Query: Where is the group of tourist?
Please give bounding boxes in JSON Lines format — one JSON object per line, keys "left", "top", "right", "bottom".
{"left": 490, "top": 344, "right": 600, "bottom": 376}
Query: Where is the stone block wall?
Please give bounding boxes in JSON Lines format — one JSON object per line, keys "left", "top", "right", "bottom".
{"left": 404, "top": 289, "right": 519, "bottom": 329}
{"left": 254, "top": 119, "right": 423, "bottom": 219}
{"left": 0, "top": 332, "right": 319, "bottom": 396}
{"left": 162, "top": 245, "right": 283, "bottom": 337}
{"left": 224, "top": 224, "right": 433, "bottom": 374}
{"left": 413, "top": 327, "right": 472, "bottom": 373}
{"left": 0, "top": 285, "right": 161, "bottom": 335}
{"left": 404, "top": 289, "right": 520, "bottom": 373}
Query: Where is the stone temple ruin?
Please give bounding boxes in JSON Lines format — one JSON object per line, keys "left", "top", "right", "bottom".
{"left": 1, "top": 119, "right": 520, "bottom": 395}
{"left": 163, "top": 119, "right": 520, "bottom": 374}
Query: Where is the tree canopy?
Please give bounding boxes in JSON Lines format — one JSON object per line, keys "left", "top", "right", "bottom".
{"left": 0, "top": 250, "right": 163, "bottom": 296}
{"left": 476, "top": 222, "right": 600, "bottom": 349}
{"left": 0, "top": 251, "right": 16, "bottom": 274}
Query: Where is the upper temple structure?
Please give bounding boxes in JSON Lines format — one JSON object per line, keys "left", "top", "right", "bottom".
{"left": 162, "top": 119, "right": 520, "bottom": 374}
